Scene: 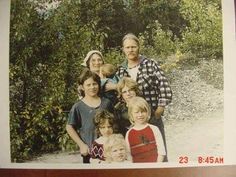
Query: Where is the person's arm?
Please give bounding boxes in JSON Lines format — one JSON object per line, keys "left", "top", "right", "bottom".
{"left": 104, "top": 82, "right": 117, "bottom": 92}
{"left": 124, "top": 130, "right": 133, "bottom": 162}
{"left": 125, "top": 131, "right": 131, "bottom": 155}
{"left": 66, "top": 124, "right": 89, "bottom": 156}
{"left": 154, "top": 106, "right": 165, "bottom": 119}
{"left": 150, "top": 124, "right": 166, "bottom": 162}
{"left": 153, "top": 61, "right": 172, "bottom": 108}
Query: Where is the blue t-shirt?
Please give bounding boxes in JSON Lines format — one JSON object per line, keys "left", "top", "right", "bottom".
{"left": 67, "top": 97, "right": 113, "bottom": 147}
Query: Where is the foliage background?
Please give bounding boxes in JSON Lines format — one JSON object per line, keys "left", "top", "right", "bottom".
{"left": 9, "top": 0, "right": 222, "bottom": 162}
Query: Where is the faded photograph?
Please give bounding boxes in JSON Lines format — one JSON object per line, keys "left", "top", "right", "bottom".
{"left": 9, "top": 0, "right": 223, "bottom": 165}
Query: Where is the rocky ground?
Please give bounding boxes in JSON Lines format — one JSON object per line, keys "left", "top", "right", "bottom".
{"left": 164, "top": 62, "right": 223, "bottom": 163}
{"left": 27, "top": 60, "right": 224, "bottom": 164}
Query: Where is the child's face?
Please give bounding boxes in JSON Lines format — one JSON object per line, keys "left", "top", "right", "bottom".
{"left": 111, "top": 145, "right": 127, "bottom": 162}
{"left": 99, "top": 119, "right": 113, "bottom": 137}
{"left": 131, "top": 107, "right": 148, "bottom": 125}
{"left": 121, "top": 85, "right": 136, "bottom": 103}
{"left": 81, "top": 77, "right": 99, "bottom": 97}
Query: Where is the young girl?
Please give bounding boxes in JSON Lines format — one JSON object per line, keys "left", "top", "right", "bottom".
{"left": 66, "top": 68, "right": 113, "bottom": 163}
{"left": 103, "top": 134, "right": 130, "bottom": 163}
{"left": 114, "top": 77, "right": 142, "bottom": 136}
{"left": 90, "top": 110, "right": 118, "bottom": 163}
{"left": 125, "top": 96, "right": 166, "bottom": 163}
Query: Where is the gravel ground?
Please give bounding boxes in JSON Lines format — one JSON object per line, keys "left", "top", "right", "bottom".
{"left": 164, "top": 68, "right": 223, "bottom": 121}
{"left": 163, "top": 65, "right": 223, "bottom": 162}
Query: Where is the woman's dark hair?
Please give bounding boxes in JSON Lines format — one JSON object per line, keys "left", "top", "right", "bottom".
{"left": 94, "top": 110, "right": 118, "bottom": 136}
{"left": 78, "top": 68, "right": 101, "bottom": 97}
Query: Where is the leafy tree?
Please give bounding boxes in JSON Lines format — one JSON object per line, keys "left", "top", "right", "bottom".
{"left": 10, "top": 0, "right": 113, "bottom": 161}
{"left": 139, "top": 20, "right": 177, "bottom": 60}
{"left": 179, "top": 0, "right": 222, "bottom": 58}
{"left": 123, "top": 0, "right": 188, "bottom": 38}
{"left": 10, "top": 0, "right": 55, "bottom": 161}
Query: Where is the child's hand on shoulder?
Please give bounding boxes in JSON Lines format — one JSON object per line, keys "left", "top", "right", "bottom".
{"left": 105, "top": 82, "right": 117, "bottom": 91}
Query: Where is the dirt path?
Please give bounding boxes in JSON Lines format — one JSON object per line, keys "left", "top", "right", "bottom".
{"left": 165, "top": 109, "right": 224, "bottom": 163}
{"left": 28, "top": 109, "right": 223, "bottom": 164}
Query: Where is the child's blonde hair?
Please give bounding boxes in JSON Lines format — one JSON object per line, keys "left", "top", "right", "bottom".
{"left": 100, "top": 64, "right": 117, "bottom": 78}
{"left": 103, "top": 134, "right": 128, "bottom": 163}
{"left": 128, "top": 96, "right": 151, "bottom": 124}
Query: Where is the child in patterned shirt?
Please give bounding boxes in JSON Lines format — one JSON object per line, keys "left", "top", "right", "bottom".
{"left": 90, "top": 110, "right": 118, "bottom": 163}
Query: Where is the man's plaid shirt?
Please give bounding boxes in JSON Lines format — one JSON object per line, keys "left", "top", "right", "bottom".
{"left": 116, "top": 55, "right": 172, "bottom": 111}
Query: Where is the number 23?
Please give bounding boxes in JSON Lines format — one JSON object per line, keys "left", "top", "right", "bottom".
{"left": 179, "top": 156, "right": 188, "bottom": 164}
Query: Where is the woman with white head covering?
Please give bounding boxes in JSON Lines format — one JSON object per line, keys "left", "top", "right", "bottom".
{"left": 81, "top": 50, "right": 104, "bottom": 75}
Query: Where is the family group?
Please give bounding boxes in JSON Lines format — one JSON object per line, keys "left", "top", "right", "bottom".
{"left": 66, "top": 33, "right": 172, "bottom": 164}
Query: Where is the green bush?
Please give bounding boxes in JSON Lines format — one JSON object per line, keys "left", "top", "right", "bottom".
{"left": 58, "top": 130, "right": 78, "bottom": 152}
{"left": 139, "top": 20, "right": 177, "bottom": 60}
{"left": 9, "top": 0, "right": 109, "bottom": 161}
{"left": 180, "top": 0, "right": 222, "bottom": 59}
{"left": 160, "top": 51, "right": 198, "bottom": 73}
{"left": 104, "top": 48, "right": 124, "bottom": 66}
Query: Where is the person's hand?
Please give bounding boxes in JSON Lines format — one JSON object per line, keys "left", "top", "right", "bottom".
{"left": 79, "top": 143, "right": 89, "bottom": 156}
{"left": 105, "top": 82, "right": 117, "bottom": 92}
{"left": 155, "top": 106, "right": 165, "bottom": 119}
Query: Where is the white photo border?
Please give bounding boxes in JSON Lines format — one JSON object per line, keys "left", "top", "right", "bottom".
{"left": 0, "top": 0, "right": 236, "bottom": 169}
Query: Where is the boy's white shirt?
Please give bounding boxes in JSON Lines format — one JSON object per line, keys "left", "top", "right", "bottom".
{"left": 125, "top": 123, "right": 166, "bottom": 157}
